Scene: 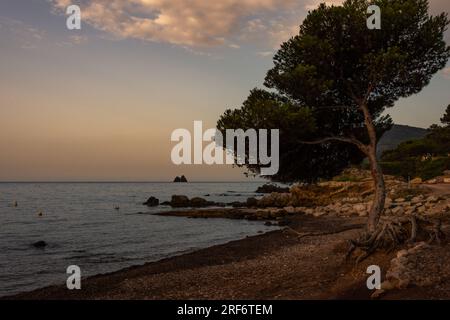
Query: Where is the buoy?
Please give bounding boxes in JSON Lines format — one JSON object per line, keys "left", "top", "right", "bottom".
{"left": 114, "top": 205, "right": 120, "bottom": 210}
{"left": 38, "top": 211, "right": 43, "bottom": 217}
{"left": 13, "top": 201, "right": 18, "bottom": 207}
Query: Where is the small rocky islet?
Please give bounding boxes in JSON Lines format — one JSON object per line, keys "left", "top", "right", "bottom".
{"left": 173, "top": 175, "right": 188, "bottom": 183}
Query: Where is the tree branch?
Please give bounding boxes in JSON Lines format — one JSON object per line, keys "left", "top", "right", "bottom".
{"left": 314, "top": 105, "right": 356, "bottom": 110}
{"left": 299, "top": 136, "right": 369, "bottom": 154}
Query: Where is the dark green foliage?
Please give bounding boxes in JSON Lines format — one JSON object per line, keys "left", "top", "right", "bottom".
{"left": 382, "top": 123, "right": 450, "bottom": 161}
{"left": 419, "top": 158, "right": 450, "bottom": 180}
{"left": 217, "top": 89, "right": 366, "bottom": 182}
{"left": 218, "top": 0, "right": 450, "bottom": 183}
{"left": 381, "top": 158, "right": 450, "bottom": 181}
{"left": 381, "top": 107, "right": 450, "bottom": 180}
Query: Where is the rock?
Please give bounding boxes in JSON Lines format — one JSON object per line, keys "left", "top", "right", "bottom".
{"left": 426, "top": 196, "right": 439, "bottom": 203}
{"left": 277, "top": 218, "right": 290, "bottom": 226}
{"left": 405, "top": 205, "right": 417, "bottom": 215}
{"left": 353, "top": 203, "right": 366, "bottom": 213}
{"left": 170, "top": 195, "right": 190, "bottom": 207}
{"left": 173, "top": 175, "right": 188, "bottom": 183}
{"left": 391, "top": 206, "right": 405, "bottom": 216}
{"left": 271, "top": 209, "right": 288, "bottom": 218}
{"left": 391, "top": 206, "right": 404, "bottom": 216}
{"left": 427, "top": 206, "right": 443, "bottom": 216}
{"left": 190, "top": 197, "right": 209, "bottom": 208}
{"left": 416, "top": 205, "right": 426, "bottom": 214}
{"left": 264, "top": 221, "right": 273, "bottom": 226}
{"left": 214, "top": 202, "right": 227, "bottom": 207}
{"left": 33, "top": 241, "right": 47, "bottom": 248}
{"left": 358, "top": 210, "right": 368, "bottom": 217}
{"left": 255, "top": 210, "right": 270, "bottom": 220}
{"left": 425, "top": 202, "right": 434, "bottom": 209}
{"left": 246, "top": 197, "right": 259, "bottom": 207}
{"left": 143, "top": 196, "right": 159, "bottom": 207}
{"left": 256, "top": 184, "right": 290, "bottom": 194}
{"left": 395, "top": 198, "right": 406, "bottom": 203}
{"left": 374, "top": 242, "right": 440, "bottom": 298}
{"left": 231, "top": 201, "right": 247, "bottom": 208}
{"left": 166, "top": 196, "right": 228, "bottom": 208}
{"left": 313, "top": 210, "right": 327, "bottom": 217}
{"left": 283, "top": 206, "right": 296, "bottom": 214}
{"left": 411, "top": 177, "right": 423, "bottom": 185}
{"left": 411, "top": 196, "right": 423, "bottom": 205}
{"left": 160, "top": 201, "right": 171, "bottom": 206}
{"left": 257, "top": 193, "right": 291, "bottom": 208}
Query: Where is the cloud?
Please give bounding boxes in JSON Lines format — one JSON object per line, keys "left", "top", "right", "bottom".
{"left": 69, "top": 34, "right": 88, "bottom": 44}
{"left": 256, "top": 51, "right": 274, "bottom": 57}
{"left": 55, "top": 34, "right": 89, "bottom": 48}
{"left": 50, "top": 0, "right": 302, "bottom": 48}
{"left": 0, "top": 17, "right": 46, "bottom": 49}
{"left": 49, "top": 0, "right": 449, "bottom": 50}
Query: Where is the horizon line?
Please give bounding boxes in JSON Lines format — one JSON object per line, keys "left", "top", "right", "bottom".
{"left": 0, "top": 180, "right": 266, "bottom": 184}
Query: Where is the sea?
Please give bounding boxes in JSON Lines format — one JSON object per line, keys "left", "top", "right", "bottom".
{"left": 0, "top": 182, "right": 279, "bottom": 297}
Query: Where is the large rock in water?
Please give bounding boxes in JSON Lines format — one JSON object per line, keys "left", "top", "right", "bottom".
{"left": 190, "top": 197, "right": 209, "bottom": 208}
{"left": 143, "top": 196, "right": 159, "bottom": 207}
{"left": 171, "top": 195, "right": 190, "bottom": 207}
{"left": 173, "top": 175, "right": 188, "bottom": 183}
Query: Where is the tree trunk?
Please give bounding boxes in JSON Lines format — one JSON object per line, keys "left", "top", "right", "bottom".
{"left": 366, "top": 148, "right": 386, "bottom": 233}
{"left": 360, "top": 103, "right": 386, "bottom": 233}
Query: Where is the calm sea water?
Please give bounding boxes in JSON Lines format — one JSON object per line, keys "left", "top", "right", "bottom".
{"left": 0, "top": 182, "right": 278, "bottom": 297}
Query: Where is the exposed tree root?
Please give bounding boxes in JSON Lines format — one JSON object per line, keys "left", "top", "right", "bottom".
{"left": 346, "top": 214, "right": 445, "bottom": 263}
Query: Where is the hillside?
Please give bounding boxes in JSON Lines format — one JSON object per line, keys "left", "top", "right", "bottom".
{"left": 377, "top": 124, "right": 428, "bottom": 157}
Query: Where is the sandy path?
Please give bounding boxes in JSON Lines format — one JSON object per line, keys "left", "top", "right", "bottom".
{"left": 423, "top": 184, "right": 450, "bottom": 196}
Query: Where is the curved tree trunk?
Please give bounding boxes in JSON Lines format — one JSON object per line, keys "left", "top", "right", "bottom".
{"left": 367, "top": 148, "right": 386, "bottom": 233}
{"left": 300, "top": 101, "right": 388, "bottom": 233}
{"left": 360, "top": 102, "right": 386, "bottom": 233}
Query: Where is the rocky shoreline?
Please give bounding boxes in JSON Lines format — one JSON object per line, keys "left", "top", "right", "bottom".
{"left": 6, "top": 172, "right": 450, "bottom": 300}
{"left": 148, "top": 176, "right": 450, "bottom": 225}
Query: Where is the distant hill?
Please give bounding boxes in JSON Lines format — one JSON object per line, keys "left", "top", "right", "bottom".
{"left": 377, "top": 124, "right": 428, "bottom": 158}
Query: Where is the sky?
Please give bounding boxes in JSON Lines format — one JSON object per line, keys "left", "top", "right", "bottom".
{"left": 0, "top": 0, "right": 449, "bottom": 182}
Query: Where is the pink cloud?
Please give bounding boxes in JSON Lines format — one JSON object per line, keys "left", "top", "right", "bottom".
{"left": 50, "top": 0, "right": 450, "bottom": 49}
